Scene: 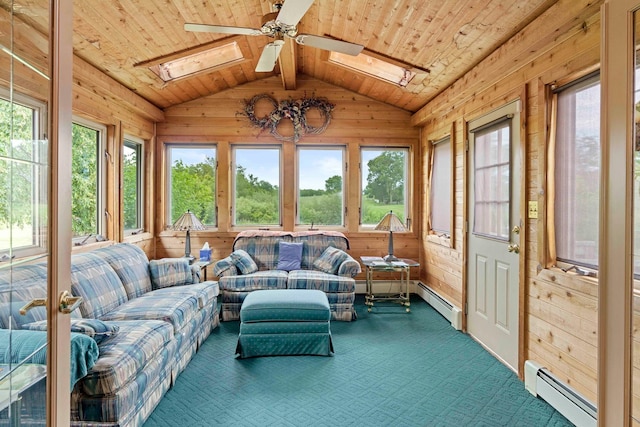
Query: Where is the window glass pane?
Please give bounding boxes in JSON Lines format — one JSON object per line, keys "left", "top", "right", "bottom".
{"left": 72, "top": 122, "right": 100, "bottom": 238}
{"left": 0, "top": 97, "right": 47, "bottom": 253}
{"left": 473, "top": 123, "right": 510, "bottom": 240}
{"left": 430, "top": 138, "right": 451, "bottom": 234}
{"left": 298, "top": 147, "right": 344, "bottom": 226}
{"left": 233, "top": 147, "right": 280, "bottom": 226}
{"left": 123, "top": 139, "right": 142, "bottom": 231}
{"left": 361, "top": 148, "right": 408, "bottom": 225}
{"left": 555, "top": 78, "right": 600, "bottom": 267}
{"left": 168, "top": 146, "right": 216, "bottom": 226}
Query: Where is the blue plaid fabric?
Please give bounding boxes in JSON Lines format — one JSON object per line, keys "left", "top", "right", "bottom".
{"left": 312, "top": 246, "right": 350, "bottom": 274}
{"left": 219, "top": 270, "right": 288, "bottom": 292}
{"left": 213, "top": 256, "right": 238, "bottom": 277}
{"left": 93, "top": 243, "right": 153, "bottom": 299}
{"left": 230, "top": 249, "right": 259, "bottom": 274}
{"left": 71, "top": 253, "right": 129, "bottom": 319}
{"left": 287, "top": 270, "right": 356, "bottom": 293}
{"left": 149, "top": 258, "right": 193, "bottom": 289}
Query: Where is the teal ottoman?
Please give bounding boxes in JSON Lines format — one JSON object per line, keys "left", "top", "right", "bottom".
{"left": 236, "top": 289, "right": 334, "bottom": 358}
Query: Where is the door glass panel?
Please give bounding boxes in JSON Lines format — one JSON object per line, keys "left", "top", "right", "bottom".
{"left": 473, "top": 122, "right": 511, "bottom": 240}
{"left": 0, "top": 0, "right": 50, "bottom": 424}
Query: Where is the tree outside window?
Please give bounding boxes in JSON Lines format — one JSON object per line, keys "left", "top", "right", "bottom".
{"left": 167, "top": 146, "right": 216, "bottom": 226}
{"left": 298, "top": 147, "right": 344, "bottom": 226}
{"left": 233, "top": 147, "right": 280, "bottom": 226}
{"left": 361, "top": 148, "right": 408, "bottom": 225}
{"left": 72, "top": 122, "right": 102, "bottom": 238}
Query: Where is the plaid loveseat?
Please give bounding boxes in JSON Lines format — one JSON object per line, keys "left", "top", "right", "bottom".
{"left": 214, "top": 230, "right": 360, "bottom": 322}
{"left": 0, "top": 243, "right": 219, "bottom": 427}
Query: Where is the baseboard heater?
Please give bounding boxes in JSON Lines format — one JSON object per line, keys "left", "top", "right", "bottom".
{"left": 524, "top": 360, "right": 596, "bottom": 427}
{"left": 416, "top": 282, "right": 462, "bottom": 330}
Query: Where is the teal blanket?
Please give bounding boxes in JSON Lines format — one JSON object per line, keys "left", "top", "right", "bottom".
{"left": 0, "top": 329, "right": 99, "bottom": 387}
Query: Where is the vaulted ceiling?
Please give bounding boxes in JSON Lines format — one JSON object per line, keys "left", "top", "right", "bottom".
{"left": 9, "top": 0, "right": 559, "bottom": 112}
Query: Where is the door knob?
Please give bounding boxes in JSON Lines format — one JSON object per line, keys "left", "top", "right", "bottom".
{"left": 507, "top": 243, "right": 520, "bottom": 254}
{"left": 59, "top": 290, "right": 83, "bottom": 314}
{"left": 20, "top": 298, "right": 47, "bottom": 315}
{"left": 512, "top": 225, "right": 520, "bottom": 234}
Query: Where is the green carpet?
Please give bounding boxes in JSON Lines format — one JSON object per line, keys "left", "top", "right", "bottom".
{"left": 144, "top": 296, "right": 573, "bottom": 426}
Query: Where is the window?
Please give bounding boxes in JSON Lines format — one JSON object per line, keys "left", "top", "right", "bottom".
{"left": 0, "top": 94, "right": 47, "bottom": 255}
{"left": 473, "top": 122, "right": 511, "bottom": 240}
{"left": 552, "top": 74, "right": 600, "bottom": 269}
{"left": 329, "top": 51, "right": 416, "bottom": 87}
{"left": 232, "top": 146, "right": 281, "bottom": 227}
{"left": 123, "top": 136, "right": 143, "bottom": 233}
{"left": 297, "top": 147, "right": 345, "bottom": 227}
{"left": 361, "top": 147, "right": 409, "bottom": 226}
{"left": 429, "top": 137, "right": 452, "bottom": 237}
{"left": 166, "top": 145, "right": 216, "bottom": 226}
{"left": 72, "top": 118, "right": 106, "bottom": 239}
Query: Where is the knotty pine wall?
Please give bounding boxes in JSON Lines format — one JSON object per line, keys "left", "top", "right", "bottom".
{"left": 412, "top": 0, "right": 601, "bottom": 400}
{"left": 155, "top": 75, "right": 420, "bottom": 280}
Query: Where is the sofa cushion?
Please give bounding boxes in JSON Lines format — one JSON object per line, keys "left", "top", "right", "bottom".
{"left": 240, "top": 289, "right": 331, "bottom": 323}
{"left": 71, "top": 253, "right": 129, "bottom": 319}
{"left": 230, "top": 249, "right": 259, "bottom": 274}
{"left": 213, "top": 257, "right": 238, "bottom": 277}
{"left": 23, "top": 318, "right": 120, "bottom": 344}
{"left": 92, "top": 244, "right": 152, "bottom": 299}
{"left": 313, "top": 246, "right": 350, "bottom": 275}
{"left": 80, "top": 320, "right": 175, "bottom": 396}
{"left": 276, "top": 241, "right": 303, "bottom": 271}
{"left": 149, "top": 282, "right": 220, "bottom": 309}
{"left": 287, "top": 270, "right": 356, "bottom": 293}
{"left": 149, "top": 258, "right": 193, "bottom": 289}
{"left": 219, "top": 270, "right": 288, "bottom": 292}
{"left": 99, "top": 292, "right": 200, "bottom": 334}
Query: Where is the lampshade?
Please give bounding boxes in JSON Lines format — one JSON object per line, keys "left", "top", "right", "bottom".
{"left": 172, "top": 210, "right": 205, "bottom": 261}
{"left": 375, "top": 211, "right": 406, "bottom": 262}
{"left": 172, "top": 210, "right": 205, "bottom": 232}
{"left": 374, "top": 211, "right": 406, "bottom": 233}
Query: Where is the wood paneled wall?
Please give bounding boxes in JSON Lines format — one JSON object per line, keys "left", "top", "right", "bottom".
{"left": 413, "top": 0, "right": 601, "bottom": 401}
{"left": 155, "top": 75, "right": 421, "bottom": 278}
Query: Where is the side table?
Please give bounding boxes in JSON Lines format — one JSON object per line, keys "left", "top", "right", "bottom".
{"left": 193, "top": 260, "right": 214, "bottom": 281}
{"left": 360, "top": 257, "right": 419, "bottom": 313}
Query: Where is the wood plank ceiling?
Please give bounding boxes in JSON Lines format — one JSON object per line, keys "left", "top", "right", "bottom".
{"left": 8, "top": 0, "right": 559, "bottom": 112}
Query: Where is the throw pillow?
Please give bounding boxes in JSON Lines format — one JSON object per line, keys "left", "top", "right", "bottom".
{"left": 230, "top": 249, "right": 259, "bottom": 274}
{"left": 23, "top": 318, "right": 120, "bottom": 344}
{"left": 313, "top": 246, "right": 350, "bottom": 275}
{"left": 276, "top": 241, "right": 304, "bottom": 271}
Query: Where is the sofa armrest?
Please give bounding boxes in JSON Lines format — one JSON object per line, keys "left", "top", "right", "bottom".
{"left": 149, "top": 258, "right": 193, "bottom": 289}
{"left": 213, "top": 256, "right": 238, "bottom": 277}
{"left": 337, "top": 258, "right": 362, "bottom": 278}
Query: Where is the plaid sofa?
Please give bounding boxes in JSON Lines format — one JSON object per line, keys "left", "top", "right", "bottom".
{"left": 214, "top": 230, "right": 360, "bottom": 322}
{"left": 0, "top": 243, "right": 219, "bottom": 427}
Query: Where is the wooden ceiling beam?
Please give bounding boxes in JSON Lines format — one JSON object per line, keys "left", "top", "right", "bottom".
{"left": 279, "top": 38, "right": 297, "bottom": 90}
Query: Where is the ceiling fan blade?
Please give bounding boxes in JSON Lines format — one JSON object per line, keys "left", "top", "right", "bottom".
{"left": 276, "top": 0, "right": 314, "bottom": 27}
{"left": 255, "top": 40, "right": 285, "bottom": 72}
{"left": 294, "top": 34, "right": 364, "bottom": 56}
{"left": 184, "top": 23, "right": 263, "bottom": 36}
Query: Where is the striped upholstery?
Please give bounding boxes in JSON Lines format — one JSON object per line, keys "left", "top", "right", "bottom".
{"left": 93, "top": 243, "right": 152, "bottom": 299}
{"left": 216, "top": 230, "right": 359, "bottom": 321}
{"left": 149, "top": 258, "right": 193, "bottom": 289}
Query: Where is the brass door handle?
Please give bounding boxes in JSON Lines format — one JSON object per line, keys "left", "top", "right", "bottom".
{"left": 20, "top": 298, "right": 47, "bottom": 315}
{"left": 59, "top": 290, "right": 83, "bottom": 314}
{"left": 507, "top": 243, "right": 520, "bottom": 254}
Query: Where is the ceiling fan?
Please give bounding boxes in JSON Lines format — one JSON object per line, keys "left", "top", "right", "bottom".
{"left": 184, "top": 0, "right": 364, "bottom": 72}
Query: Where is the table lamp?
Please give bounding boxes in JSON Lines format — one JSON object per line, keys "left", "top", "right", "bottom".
{"left": 172, "top": 210, "right": 205, "bottom": 263}
{"left": 375, "top": 210, "right": 406, "bottom": 262}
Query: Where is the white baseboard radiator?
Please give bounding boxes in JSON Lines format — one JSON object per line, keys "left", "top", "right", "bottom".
{"left": 524, "top": 360, "right": 596, "bottom": 427}
{"left": 416, "top": 282, "right": 462, "bottom": 330}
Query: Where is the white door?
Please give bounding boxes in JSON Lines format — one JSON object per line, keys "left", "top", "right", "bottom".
{"left": 467, "top": 101, "right": 521, "bottom": 371}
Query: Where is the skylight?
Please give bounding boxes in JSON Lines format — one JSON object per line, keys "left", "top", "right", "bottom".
{"left": 149, "top": 41, "right": 244, "bottom": 82}
{"left": 328, "top": 51, "right": 416, "bottom": 87}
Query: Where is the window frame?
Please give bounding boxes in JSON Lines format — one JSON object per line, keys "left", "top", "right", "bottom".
{"left": 165, "top": 144, "right": 218, "bottom": 228}
{"left": 123, "top": 135, "right": 144, "bottom": 236}
{"left": 231, "top": 144, "right": 282, "bottom": 228}
{"left": 295, "top": 145, "right": 346, "bottom": 228}
{"left": 427, "top": 134, "right": 454, "bottom": 247}
{"left": 547, "top": 72, "right": 601, "bottom": 273}
{"left": 0, "top": 89, "right": 48, "bottom": 258}
{"left": 71, "top": 116, "right": 107, "bottom": 244}
{"left": 359, "top": 146, "right": 411, "bottom": 229}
